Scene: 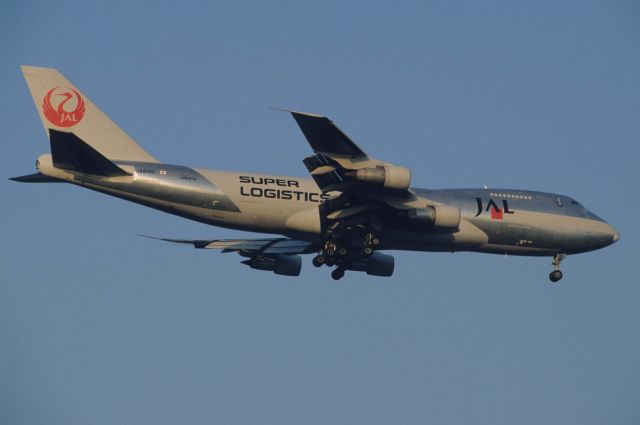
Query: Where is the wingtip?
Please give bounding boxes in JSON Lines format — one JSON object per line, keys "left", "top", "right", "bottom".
{"left": 268, "top": 107, "right": 326, "bottom": 119}
{"left": 267, "top": 106, "right": 291, "bottom": 113}
{"left": 136, "top": 234, "right": 162, "bottom": 241}
{"left": 136, "top": 234, "right": 204, "bottom": 247}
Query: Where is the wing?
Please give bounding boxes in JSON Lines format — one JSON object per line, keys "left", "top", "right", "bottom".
{"left": 290, "top": 111, "right": 366, "bottom": 157}
{"left": 290, "top": 111, "right": 413, "bottom": 194}
{"left": 139, "top": 235, "right": 318, "bottom": 276}
{"left": 140, "top": 235, "right": 316, "bottom": 254}
{"left": 288, "top": 111, "right": 423, "bottom": 241}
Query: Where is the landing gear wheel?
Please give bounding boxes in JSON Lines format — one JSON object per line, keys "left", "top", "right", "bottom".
{"left": 331, "top": 268, "right": 345, "bottom": 281}
{"left": 312, "top": 255, "right": 325, "bottom": 268}
{"left": 325, "top": 257, "right": 337, "bottom": 267}
{"left": 549, "top": 253, "right": 566, "bottom": 283}
{"left": 326, "top": 248, "right": 335, "bottom": 256}
{"left": 363, "top": 246, "right": 373, "bottom": 256}
{"left": 338, "top": 247, "right": 348, "bottom": 256}
{"left": 549, "top": 270, "right": 563, "bottom": 282}
{"left": 372, "top": 237, "right": 380, "bottom": 246}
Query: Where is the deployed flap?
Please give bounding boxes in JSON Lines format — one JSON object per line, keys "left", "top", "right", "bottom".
{"left": 290, "top": 111, "right": 366, "bottom": 157}
{"left": 49, "top": 130, "right": 130, "bottom": 177}
{"left": 139, "top": 235, "right": 316, "bottom": 255}
{"left": 287, "top": 110, "right": 417, "bottom": 240}
{"left": 210, "top": 239, "right": 314, "bottom": 254}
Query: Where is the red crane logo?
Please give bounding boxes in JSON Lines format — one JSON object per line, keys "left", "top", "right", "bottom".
{"left": 42, "top": 87, "right": 86, "bottom": 127}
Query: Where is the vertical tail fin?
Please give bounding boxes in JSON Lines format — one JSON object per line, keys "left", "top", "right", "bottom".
{"left": 21, "top": 65, "right": 158, "bottom": 163}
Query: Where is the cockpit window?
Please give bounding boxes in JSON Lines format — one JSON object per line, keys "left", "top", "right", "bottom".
{"left": 584, "top": 209, "right": 605, "bottom": 222}
{"left": 556, "top": 197, "right": 563, "bottom": 207}
{"left": 572, "top": 198, "right": 605, "bottom": 222}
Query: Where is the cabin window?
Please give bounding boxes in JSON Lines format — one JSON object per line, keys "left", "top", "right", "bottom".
{"left": 556, "top": 197, "right": 563, "bottom": 207}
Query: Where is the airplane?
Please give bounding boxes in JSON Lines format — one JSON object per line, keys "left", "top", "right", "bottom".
{"left": 11, "top": 66, "right": 620, "bottom": 282}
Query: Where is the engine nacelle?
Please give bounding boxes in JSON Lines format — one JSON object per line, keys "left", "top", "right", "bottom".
{"left": 407, "top": 205, "right": 461, "bottom": 230}
{"left": 347, "top": 252, "right": 395, "bottom": 277}
{"left": 242, "top": 255, "right": 302, "bottom": 276}
{"left": 349, "top": 165, "right": 411, "bottom": 191}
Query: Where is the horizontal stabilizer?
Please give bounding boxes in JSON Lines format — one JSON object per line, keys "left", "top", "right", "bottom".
{"left": 9, "top": 173, "right": 62, "bottom": 183}
{"left": 50, "top": 129, "right": 130, "bottom": 177}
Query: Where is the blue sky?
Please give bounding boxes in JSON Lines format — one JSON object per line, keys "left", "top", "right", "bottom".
{"left": 1, "top": 1, "right": 639, "bottom": 424}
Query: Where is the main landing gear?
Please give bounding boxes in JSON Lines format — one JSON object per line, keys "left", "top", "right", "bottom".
{"left": 313, "top": 251, "right": 345, "bottom": 280}
{"left": 549, "top": 253, "right": 566, "bottom": 283}
{"left": 363, "top": 232, "right": 380, "bottom": 256}
{"left": 312, "top": 232, "right": 381, "bottom": 280}
{"left": 331, "top": 268, "right": 345, "bottom": 280}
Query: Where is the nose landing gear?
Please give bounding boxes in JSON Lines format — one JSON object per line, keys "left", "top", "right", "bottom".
{"left": 549, "top": 253, "right": 566, "bottom": 282}
{"left": 549, "top": 270, "right": 563, "bottom": 282}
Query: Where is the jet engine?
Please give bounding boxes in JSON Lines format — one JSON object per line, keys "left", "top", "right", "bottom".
{"left": 346, "top": 252, "right": 395, "bottom": 277}
{"left": 241, "top": 254, "right": 302, "bottom": 276}
{"left": 407, "top": 205, "right": 461, "bottom": 230}
{"left": 346, "top": 165, "right": 411, "bottom": 191}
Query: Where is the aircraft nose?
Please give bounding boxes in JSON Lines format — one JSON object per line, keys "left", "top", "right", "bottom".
{"left": 610, "top": 225, "right": 620, "bottom": 244}
{"left": 584, "top": 221, "right": 620, "bottom": 251}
